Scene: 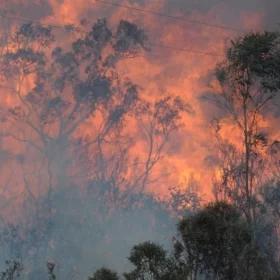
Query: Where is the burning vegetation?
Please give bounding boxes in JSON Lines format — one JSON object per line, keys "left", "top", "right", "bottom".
{"left": 0, "top": 0, "right": 279, "bottom": 279}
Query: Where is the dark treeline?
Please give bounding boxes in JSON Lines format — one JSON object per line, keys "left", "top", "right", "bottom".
{"left": 0, "top": 14, "right": 280, "bottom": 280}
{"left": 86, "top": 200, "right": 280, "bottom": 280}
{"left": 2, "top": 200, "right": 280, "bottom": 279}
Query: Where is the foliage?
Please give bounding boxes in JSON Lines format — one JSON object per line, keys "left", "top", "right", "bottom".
{"left": 124, "top": 242, "right": 168, "bottom": 280}
{"left": 0, "top": 17, "right": 279, "bottom": 280}
{"left": 177, "top": 202, "right": 267, "bottom": 279}
{"left": 1, "top": 202, "right": 279, "bottom": 280}
{"left": 0, "top": 18, "right": 189, "bottom": 278}
{"left": 89, "top": 268, "right": 119, "bottom": 280}
{"left": 261, "top": 181, "right": 280, "bottom": 218}
{"left": 211, "top": 31, "right": 280, "bottom": 222}
{"left": 218, "top": 31, "right": 280, "bottom": 91}
{"left": 0, "top": 18, "right": 189, "bottom": 216}
{"left": 168, "top": 176, "right": 202, "bottom": 217}
{"left": 0, "top": 184, "right": 175, "bottom": 279}
{"left": 0, "top": 260, "right": 23, "bottom": 280}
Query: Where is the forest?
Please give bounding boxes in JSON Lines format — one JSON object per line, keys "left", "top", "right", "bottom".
{"left": 0, "top": 1, "right": 280, "bottom": 280}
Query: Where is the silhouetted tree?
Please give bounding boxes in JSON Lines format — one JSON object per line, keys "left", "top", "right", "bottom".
{"left": 47, "top": 262, "right": 56, "bottom": 280}
{"left": 0, "top": 19, "right": 146, "bottom": 195}
{"left": 0, "top": 18, "right": 189, "bottom": 235}
{"left": 89, "top": 268, "right": 119, "bottom": 280}
{"left": 176, "top": 202, "right": 270, "bottom": 280}
{"left": 0, "top": 18, "right": 149, "bottom": 277}
{"left": 259, "top": 181, "right": 280, "bottom": 274}
{"left": 210, "top": 32, "right": 280, "bottom": 223}
{"left": 0, "top": 260, "right": 23, "bottom": 280}
{"left": 168, "top": 175, "right": 202, "bottom": 217}
{"left": 124, "top": 241, "right": 172, "bottom": 280}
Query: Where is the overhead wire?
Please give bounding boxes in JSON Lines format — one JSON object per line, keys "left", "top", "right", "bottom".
{"left": 93, "top": 0, "right": 246, "bottom": 33}
{"left": 0, "top": 7, "right": 234, "bottom": 57}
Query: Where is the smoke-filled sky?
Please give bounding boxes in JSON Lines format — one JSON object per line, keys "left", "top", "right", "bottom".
{"left": 0, "top": 1, "right": 280, "bottom": 278}
{"left": 0, "top": 0, "right": 279, "bottom": 196}
{"left": 2, "top": 0, "right": 280, "bottom": 28}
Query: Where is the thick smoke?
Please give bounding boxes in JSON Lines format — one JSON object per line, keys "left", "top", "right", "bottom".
{"left": 163, "top": 0, "right": 280, "bottom": 30}
{"left": 0, "top": 185, "right": 175, "bottom": 279}
{"left": 0, "top": 0, "right": 279, "bottom": 278}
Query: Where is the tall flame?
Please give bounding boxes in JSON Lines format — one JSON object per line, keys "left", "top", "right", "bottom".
{"left": 0, "top": 0, "right": 269, "bottom": 203}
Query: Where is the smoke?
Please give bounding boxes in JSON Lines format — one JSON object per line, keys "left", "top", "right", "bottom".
{"left": 0, "top": 184, "right": 175, "bottom": 279}
{"left": 0, "top": 0, "right": 279, "bottom": 277}
{"left": 162, "top": 0, "right": 280, "bottom": 29}
{"left": 0, "top": 0, "right": 52, "bottom": 19}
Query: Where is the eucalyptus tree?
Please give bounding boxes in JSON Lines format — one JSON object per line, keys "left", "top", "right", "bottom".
{"left": 0, "top": 18, "right": 190, "bottom": 209}
{"left": 211, "top": 31, "right": 280, "bottom": 222}
{"left": 0, "top": 19, "right": 147, "bottom": 193}
{"left": 0, "top": 18, "right": 190, "bottom": 277}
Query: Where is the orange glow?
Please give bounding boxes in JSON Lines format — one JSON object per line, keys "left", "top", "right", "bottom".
{"left": 0, "top": 0, "right": 270, "bottom": 206}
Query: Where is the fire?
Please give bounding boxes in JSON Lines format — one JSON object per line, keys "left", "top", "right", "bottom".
{"left": 0, "top": 0, "right": 266, "bottom": 203}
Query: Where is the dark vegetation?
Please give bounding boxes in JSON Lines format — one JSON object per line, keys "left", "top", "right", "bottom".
{"left": 0, "top": 15, "right": 279, "bottom": 280}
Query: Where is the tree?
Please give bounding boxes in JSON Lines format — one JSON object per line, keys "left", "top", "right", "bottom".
{"left": 168, "top": 175, "right": 202, "bottom": 217}
{"left": 47, "top": 262, "right": 56, "bottom": 280}
{"left": 0, "top": 19, "right": 147, "bottom": 194}
{"left": 131, "top": 96, "right": 193, "bottom": 192}
{"left": 0, "top": 18, "right": 152, "bottom": 275}
{"left": 211, "top": 32, "right": 280, "bottom": 223}
{"left": 0, "top": 18, "right": 189, "bottom": 227}
{"left": 0, "top": 260, "right": 23, "bottom": 280}
{"left": 261, "top": 181, "right": 280, "bottom": 219}
{"left": 268, "top": 140, "right": 280, "bottom": 180}
{"left": 0, "top": 20, "right": 190, "bottom": 275}
{"left": 89, "top": 268, "right": 119, "bottom": 280}
{"left": 176, "top": 202, "right": 269, "bottom": 280}
{"left": 259, "top": 181, "right": 280, "bottom": 276}
{"left": 84, "top": 94, "right": 191, "bottom": 197}
{"left": 124, "top": 241, "right": 171, "bottom": 280}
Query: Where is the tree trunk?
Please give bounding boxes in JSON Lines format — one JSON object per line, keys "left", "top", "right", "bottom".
{"left": 243, "top": 95, "right": 252, "bottom": 225}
